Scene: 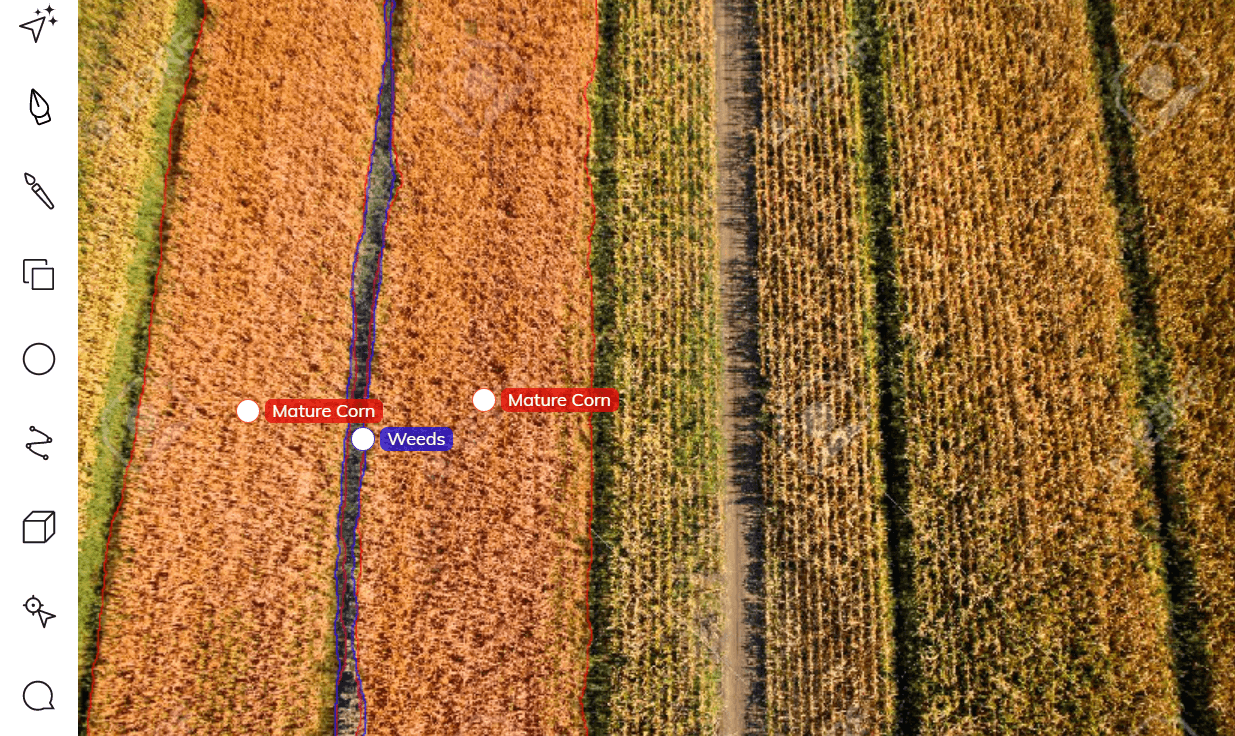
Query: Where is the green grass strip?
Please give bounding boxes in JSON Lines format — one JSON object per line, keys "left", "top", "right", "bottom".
{"left": 849, "top": 0, "right": 919, "bottom": 731}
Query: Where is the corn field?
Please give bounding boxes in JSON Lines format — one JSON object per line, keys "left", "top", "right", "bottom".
{"left": 587, "top": 0, "right": 725, "bottom": 732}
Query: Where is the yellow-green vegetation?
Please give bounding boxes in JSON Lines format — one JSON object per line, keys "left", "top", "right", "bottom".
{"left": 883, "top": 0, "right": 1179, "bottom": 731}
{"left": 78, "top": 0, "right": 204, "bottom": 699}
{"left": 1106, "top": 3, "right": 1235, "bottom": 732}
{"left": 587, "top": 0, "right": 724, "bottom": 732}
{"left": 754, "top": 0, "right": 894, "bottom": 733}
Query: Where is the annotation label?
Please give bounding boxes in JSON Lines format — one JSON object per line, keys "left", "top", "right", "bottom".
{"left": 264, "top": 399, "right": 383, "bottom": 423}
{"left": 501, "top": 388, "right": 619, "bottom": 413}
{"left": 380, "top": 427, "right": 453, "bottom": 451}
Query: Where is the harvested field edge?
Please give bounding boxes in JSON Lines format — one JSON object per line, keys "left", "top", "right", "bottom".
{"left": 850, "top": 0, "right": 918, "bottom": 732}
{"left": 81, "top": 3, "right": 208, "bottom": 733}
{"left": 77, "top": 0, "right": 205, "bottom": 717}
{"left": 1084, "top": 0, "right": 1216, "bottom": 731}
{"left": 334, "top": 0, "right": 400, "bottom": 732}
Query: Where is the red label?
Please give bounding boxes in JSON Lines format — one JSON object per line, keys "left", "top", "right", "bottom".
{"left": 501, "top": 388, "right": 619, "bottom": 413}
{"left": 264, "top": 399, "right": 383, "bottom": 423}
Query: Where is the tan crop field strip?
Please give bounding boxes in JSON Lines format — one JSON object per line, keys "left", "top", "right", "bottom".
{"left": 885, "top": 0, "right": 1178, "bottom": 731}
{"left": 585, "top": 0, "right": 725, "bottom": 732}
{"left": 754, "top": 0, "right": 892, "bottom": 733}
{"left": 354, "top": 0, "right": 595, "bottom": 732}
{"left": 86, "top": 1, "right": 385, "bottom": 732}
{"left": 1113, "top": 3, "right": 1235, "bottom": 732}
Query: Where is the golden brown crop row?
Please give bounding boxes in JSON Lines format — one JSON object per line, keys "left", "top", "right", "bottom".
{"left": 885, "top": 0, "right": 1178, "bottom": 731}
{"left": 754, "top": 0, "right": 892, "bottom": 733}
{"left": 1113, "top": 3, "right": 1235, "bottom": 732}
{"left": 87, "top": 1, "right": 385, "bottom": 731}
{"left": 354, "top": 0, "right": 595, "bottom": 732}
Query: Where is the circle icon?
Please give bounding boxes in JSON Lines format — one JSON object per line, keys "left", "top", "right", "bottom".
{"left": 351, "top": 427, "right": 375, "bottom": 451}
{"left": 236, "top": 399, "right": 260, "bottom": 423}
{"left": 22, "top": 680, "right": 53, "bottom": 711}
{"left": 22, "top": 343, "right": 55, "bottom": 375}
{"left": 473, "top": 388, "right": 496, "bottom": 412}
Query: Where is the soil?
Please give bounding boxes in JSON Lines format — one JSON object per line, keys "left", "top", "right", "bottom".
{"left": 714, "top": 0, "right": 766, "bottom": 733}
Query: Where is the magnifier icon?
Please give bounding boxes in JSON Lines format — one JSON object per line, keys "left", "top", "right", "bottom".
{"left": 23, "top": 596, "right": 55, "bottom": 628}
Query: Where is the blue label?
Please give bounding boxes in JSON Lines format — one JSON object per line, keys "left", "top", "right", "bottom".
{"left": 379, "top": 427, "right": 453, "bottom": 451}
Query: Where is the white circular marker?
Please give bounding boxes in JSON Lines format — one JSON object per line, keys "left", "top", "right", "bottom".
{"left": 236, "top": 399, "right": 260, "bottom": 423}
{"left": 473, "top": 388, "right": 496, "bottom": 412}
{"left": 351, "top": 427, "right": 376, "bottom": 451}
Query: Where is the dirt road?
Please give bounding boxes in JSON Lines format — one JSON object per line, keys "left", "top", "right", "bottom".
{"left": 714, "top": 0, "right": 765, "bottom": 732}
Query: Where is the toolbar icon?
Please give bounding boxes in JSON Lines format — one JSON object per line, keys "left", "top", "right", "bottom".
{"left": 23, "top": 596, "right": 55, "bottom": 628}
{"left": 26, "top": 426, "right": 51, "bottom": 460}
{"left": 24, "top": 173, "right": 53, "bottom": 209}
{"left": 22, "top": 343, "right": 55, "bottom": 375}
{"left": 22, "top": 680, "right": 53, "bottom": 711}
{"left": 23, "top": 259, "right": 53, "bottom": 290}
{"left": 17, "top": 7, "right": 56, "bottom": 43}
{"left": 22, "top": 511, "right": 55, "bottom": 543}
{"left": 30, "top": 88, "right": 50, "bottom": 125}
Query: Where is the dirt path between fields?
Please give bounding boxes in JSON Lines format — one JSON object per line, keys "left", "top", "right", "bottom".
{"left": 714, "top": 0, "right": 765, "bottom": 733}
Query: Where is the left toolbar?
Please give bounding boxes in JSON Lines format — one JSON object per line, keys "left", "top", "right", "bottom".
{"left": 3, "top": 3, "right": 78, "bottom": 731}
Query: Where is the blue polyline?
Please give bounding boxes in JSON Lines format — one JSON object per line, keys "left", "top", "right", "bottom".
{"left": 335, "top": 0, "right": 397, "bottom": 733}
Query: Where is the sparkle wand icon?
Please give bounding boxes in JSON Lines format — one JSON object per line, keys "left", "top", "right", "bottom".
{"left": 24, "top": 173, "right": 53, "bottom": 209}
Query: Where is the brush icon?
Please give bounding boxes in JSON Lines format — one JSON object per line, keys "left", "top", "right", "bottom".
{"left": 24, "top": 173, "right": 53, "bottom": 210}
{"left": 30, "top": 89, "right": 50, "bottom": 125}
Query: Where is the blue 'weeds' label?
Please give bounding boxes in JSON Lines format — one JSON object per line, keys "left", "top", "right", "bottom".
{"left": 379, "top": 427, "right": 453, "bottom": 451}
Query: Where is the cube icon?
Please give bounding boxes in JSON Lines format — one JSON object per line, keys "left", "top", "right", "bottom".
{"left": 23, "top": 511, "right": 55, "bottom": 543}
